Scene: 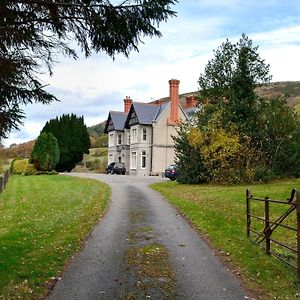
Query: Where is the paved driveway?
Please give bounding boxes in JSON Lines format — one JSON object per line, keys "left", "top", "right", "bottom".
{"left": 47, "top": 173, "right": 247, "bottom": 299}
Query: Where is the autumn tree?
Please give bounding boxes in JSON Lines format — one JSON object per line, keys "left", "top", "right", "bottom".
{"left": 175, "top": 35, "right": 300, "bottom": 183}
{"left": 0, "top": 0, "right": 177, "bottom": 140}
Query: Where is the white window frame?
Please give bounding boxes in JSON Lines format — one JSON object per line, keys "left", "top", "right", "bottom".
{"left": 131, "top": 151, "right": 137, "bottom": 169}
{"left": 117, "top": 133, "right": 122, "bottom": 145}
{"left": 131, "top": 128, "right": 137, "bottom": 143}
{"left": 141, "top": 150, "right": 146, "bottom": 169}
{"left": 109, "top": 133, "right": 114, "bottom": 147}
{"left": 127, "top": 132, "right": 130, "bottom": 145}
{"left": 142, "top": 128, "right": 147, "bottom": 141}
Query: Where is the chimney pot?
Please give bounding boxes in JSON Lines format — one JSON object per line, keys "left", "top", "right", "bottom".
{"left": 186, "top": 95, "right": 196, "bottom": 108}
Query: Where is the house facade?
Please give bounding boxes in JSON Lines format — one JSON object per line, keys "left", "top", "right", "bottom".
{"left": 104, "top": 79, "right": 196, "bottom": 176}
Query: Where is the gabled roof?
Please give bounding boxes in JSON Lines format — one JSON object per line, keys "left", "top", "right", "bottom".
{"left": 124, "top": 102, "right": 166, "bottom": 128}
{"left": 184, "top": 106, "right": 198, "bottom": 116}
{"left": 104, "top": 111, "right": 127, "bottom": 133}
{"left": 133, "top": 102, "right": 160, "bottom": 124}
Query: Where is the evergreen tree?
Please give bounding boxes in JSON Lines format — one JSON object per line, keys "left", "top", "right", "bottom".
{"left": 0, "top": 0, "right": 177, "bottom": 139}
{"left": 42, "top": 114, "right": 91, "bottom": 172}
{"left": 30, "top": 132, "right": 60, "bottom": 171}
{"left": 173, "top": 124, "right": 206, "bottom": 184}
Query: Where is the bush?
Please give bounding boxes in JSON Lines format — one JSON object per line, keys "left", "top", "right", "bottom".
{"left": 24, "top": 163, "right": 37, "bottom": 176}
{"left": 30, "top": 132, "right": 60, "bottom": 171}
{"left": 84, "top": 158, "right": 107, "bottom": 173}
{"left": 35, "top": 170, "right": 58, "bottom": 175}
{"left": 42, "top": 114, "right": 90, "bottom": 172}
{"left": 253, "top": 166, "right": 276, "bottom": 183}
{"left": 12, "top": 159, "right": 29, "bottom": 174}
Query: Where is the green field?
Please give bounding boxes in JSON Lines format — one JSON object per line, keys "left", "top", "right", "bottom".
{"left": 0, "top": 175, "right": 110, "bottom": 299}
{"left": 151, "top": 179, "right": 300, "bottom": 299}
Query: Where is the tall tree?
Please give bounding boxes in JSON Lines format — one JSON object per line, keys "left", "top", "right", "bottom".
{"left": 0, "top": 0, "right": 177, "bottom": 139}
{"left": 175, "top": 35, "right": 300, "bottom": 183}
{"left": 198, "top": 34, "right": 271, "bottom": 105}
{"left": 30, "top": 132, "right": 60, "bottom": 171}
{"left": 42, "top": 114, "right": 90, "bottom": 171}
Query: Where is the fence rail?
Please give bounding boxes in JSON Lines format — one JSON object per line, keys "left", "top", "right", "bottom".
{"left": 246, "top": 188, "right": 300, "bottom": 278}
{"left": 0, "top": 169, "right": 11, "bottom": 193}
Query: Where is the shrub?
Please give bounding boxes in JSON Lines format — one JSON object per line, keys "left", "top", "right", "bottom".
{"left": 12, "top": 159, "right": 29, "bottom": 174}
{"left": 253, "top": 166, "right": 277, "bottom": 183}
{"left": 42, "top": 114, "right": 90, "bottom": 172}
{"left": 30, "top": 132, "right": 60, "bottom": 171}
{"left": 12, "top": 159, "right": 36, "bottom": 175}
{"left": 24, "top": 163, "right": 37, "bottom": 176}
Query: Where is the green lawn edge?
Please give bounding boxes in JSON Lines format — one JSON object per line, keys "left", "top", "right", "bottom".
{"left": 0, "top": 175, "right": 110, "bottom": 299}
{"left": 150, "top": 179, "right": 300, "bottom": 300}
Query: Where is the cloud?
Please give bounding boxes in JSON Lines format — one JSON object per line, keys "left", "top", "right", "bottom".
{"left": 3, "top": 1, "right": 300, "bottom": 147}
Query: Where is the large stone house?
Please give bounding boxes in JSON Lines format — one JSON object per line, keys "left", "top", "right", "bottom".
{"left": 104, "top": 79, "right": 197, "bottom": 176}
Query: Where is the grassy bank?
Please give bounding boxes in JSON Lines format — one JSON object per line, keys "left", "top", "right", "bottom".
{"left": 151, "top": 179, "right": 300, "bottom": 299}
{"left": 0, "top": 175, "right": 110, "bottom": 299}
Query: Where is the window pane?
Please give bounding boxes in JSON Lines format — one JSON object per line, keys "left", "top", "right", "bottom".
{"left": 141, "top": 151, "right": 146, "bottom": 168}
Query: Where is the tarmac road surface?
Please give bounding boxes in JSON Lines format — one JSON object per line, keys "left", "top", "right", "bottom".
{"left": 47, "top": 173, "right": 248, "bottom": 300}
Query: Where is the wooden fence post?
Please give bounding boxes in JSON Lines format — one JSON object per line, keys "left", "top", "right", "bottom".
{"left": 246, "top": 189, "right": 251, "bottom": 237}
{"left": 296, "top": 189, "right": 300, "bottom": 279}
{"left": 265, "top": 197, "right": 271, "bottom": 255}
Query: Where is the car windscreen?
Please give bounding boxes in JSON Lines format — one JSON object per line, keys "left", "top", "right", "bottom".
{"left": 166, "top": 165, "right": 176, "bottom": 170}
{"left": 115, "top": 163, "right": 125, "bottom": 168}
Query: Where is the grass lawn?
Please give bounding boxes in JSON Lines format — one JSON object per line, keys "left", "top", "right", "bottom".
{"left": 0, "top": 175, "right": 110, "bottom": 299}
{"left": 151, "top": 179, "right": 300, "bottom": 300}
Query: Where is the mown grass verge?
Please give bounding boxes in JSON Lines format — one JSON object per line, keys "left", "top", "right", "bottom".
{"left": 0, "top": 175, "right": 110, "bottom": 299}
{"left": 150, "top": 179, "right": 300, "bottom": 300}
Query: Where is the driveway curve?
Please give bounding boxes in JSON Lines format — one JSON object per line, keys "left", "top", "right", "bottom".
{"left": 47, "top": 173, "right": 248, "bottom": 300}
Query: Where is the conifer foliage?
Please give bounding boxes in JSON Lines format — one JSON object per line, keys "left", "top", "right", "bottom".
{"left": 42, "top": 114, "right": 90, "bottom": 172}
{"left": 0, "top": 0, "right": 177, "bottom": 140}
{"left": 30, "top": 132, "right": 60, "bottom": 171}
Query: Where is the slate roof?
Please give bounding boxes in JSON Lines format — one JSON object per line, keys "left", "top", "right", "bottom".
{"left": 104, "top": 111, "right": 127, "bottom": 133}
{"left": 184, "top": 106, "right": 198, "bottom": 116}
{"left": 132, "top": 102, "right": 160, "bottom": 124}
{"left": 124, "top": 102, "right": 170, "bottom": 128}
{"left": 105, "top": 92, "right": 197, "bottom": 132}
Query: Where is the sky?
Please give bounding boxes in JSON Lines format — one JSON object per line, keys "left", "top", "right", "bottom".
{"left": 4, "top": 0, "right": 300, "bottom": 147}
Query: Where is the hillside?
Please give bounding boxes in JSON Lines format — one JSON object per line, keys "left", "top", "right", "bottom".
{"left": 255, "top": 81, "right": 300, "bottom": 107}
{"left": 87, "top": 121, "right": 106, "bottom": 138}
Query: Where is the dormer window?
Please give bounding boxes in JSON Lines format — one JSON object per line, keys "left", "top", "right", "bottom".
{"left": 142, "top": 128, "right": 147, "bottom": 141}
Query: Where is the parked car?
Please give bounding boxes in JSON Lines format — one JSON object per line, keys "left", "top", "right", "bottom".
{"left": 106, "top": 162, "right": 126, "bottom": 175}
{"left": 164, "top": 164, "right": 179, "bottom": 181}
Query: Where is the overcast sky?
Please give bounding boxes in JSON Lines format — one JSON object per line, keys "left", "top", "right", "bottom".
{"left": 4, "top": 0, "right": 300, "bottom": 147}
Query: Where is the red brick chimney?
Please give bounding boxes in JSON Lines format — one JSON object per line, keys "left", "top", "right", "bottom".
{"left": 124, "top": 96, "right": 132, "bottom": 113}
{"left": 186, "top": 95, "right": 196, "bottom": 108}
{"left": 167, "top": 79, "right": 180, "bottom": 125}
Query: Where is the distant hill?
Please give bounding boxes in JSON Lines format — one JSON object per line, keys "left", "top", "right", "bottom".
{"left": 87, "top": 121, "right": 106, "bottom": 138}
{"left": 0, "top": 140, "right": 35, "bottom": 158}
{"left": 255, "top": 81, "right": 300, "bottom": 110}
